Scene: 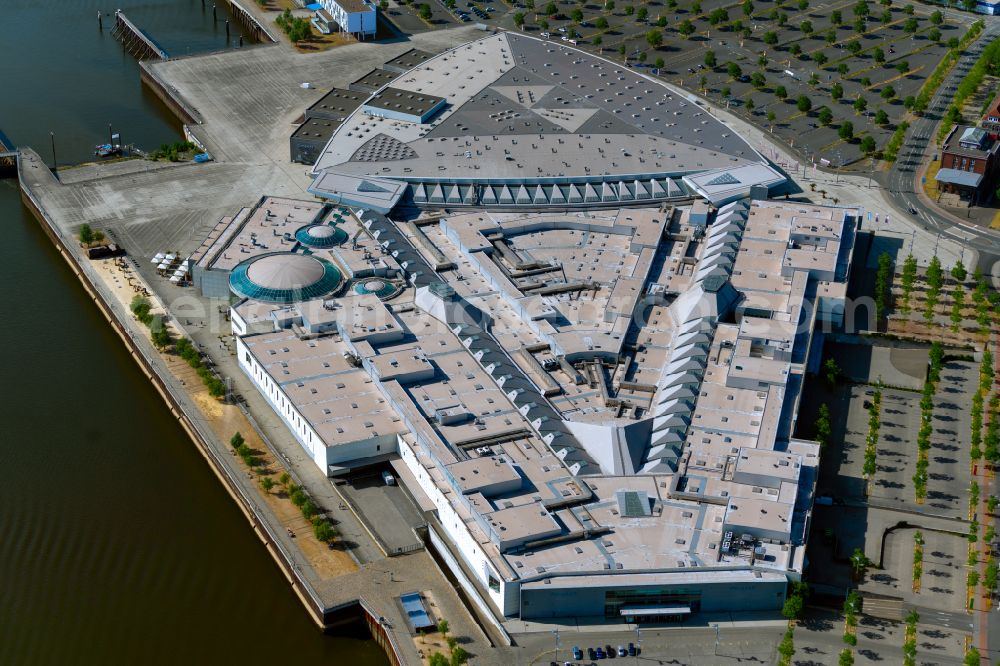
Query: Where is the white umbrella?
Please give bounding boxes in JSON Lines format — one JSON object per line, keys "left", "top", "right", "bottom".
{"left": 180, "top": 260, "right": 190, "bottom": 269}
{"left": 151, "top": 253, "right": 164, "bottom": 263}
{"left": 158, "top": 261, "right": 171, "bottom": 270}
{"left": 164, "top": 253, "right": 176, "bottom": 262}
{"left": 169, "top": 275, "right": 182, "bottom": 283}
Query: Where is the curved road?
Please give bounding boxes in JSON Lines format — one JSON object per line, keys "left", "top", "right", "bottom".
{"left": 883, "top": 19, "right": 1000, "bottom": 279}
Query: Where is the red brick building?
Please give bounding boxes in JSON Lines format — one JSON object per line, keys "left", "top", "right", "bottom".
{"left": 935, "top": 126, "right": 1000, "bottom": 204}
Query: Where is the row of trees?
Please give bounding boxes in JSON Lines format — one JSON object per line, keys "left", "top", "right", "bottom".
{"left": 874, "top": 252, "right": 893, "bottom": 322}
{"left": 130, "top": 295, "right": 173, "bottom": 350}
{"left": 863, "top": 384, "right": 883, "bottom": 480}
{"left": 898, "top": 253, "right": 918, "bottom": 314}
{"left": 286, "top": 477, "right": 339, "bottom": 543}
{"left": 938, "top": 32, "right": 1000, "bottom": 143}
{"left": 913, "top": 342, "right": 944, "bottom": 501}
{"left": 903, "top": 608, "right": 919, "bottom": 666}
{"left": 229, "top": 432, "right": 339, "bottom": 544}
{"left": 841, "top": 590, "right": 860, "bottom": 647}
{"left": 176, "top": 336, "right": 226, "bottom": 398}
{"left": 912, "top": 530, "right": 923, "bottom": 592}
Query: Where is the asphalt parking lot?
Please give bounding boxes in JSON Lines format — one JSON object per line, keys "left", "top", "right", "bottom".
{"left": 495, "top": 0, "right": 972, "bottom": 168}
{"left": 335, "top": 466, "right": 427, "bottom": 554}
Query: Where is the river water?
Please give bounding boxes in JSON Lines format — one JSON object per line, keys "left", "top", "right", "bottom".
{"left": 0, "top": 2, "right": 386, "bottom": 664}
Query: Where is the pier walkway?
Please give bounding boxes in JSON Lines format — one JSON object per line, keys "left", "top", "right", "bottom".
{"left": 112, "top": 10, "right": 169, "bottom": 60}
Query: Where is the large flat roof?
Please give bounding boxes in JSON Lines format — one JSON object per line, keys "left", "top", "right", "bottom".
{"left": 311, "top": 33, "right": 781, "bottom": 209}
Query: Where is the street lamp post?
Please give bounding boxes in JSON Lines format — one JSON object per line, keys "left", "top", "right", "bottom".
{"left": 635, "top": 626, "right": 641, "bottom": 665}
{"left": 50, "top": 131, "right": 57, "bottom": 171}
{"left": 712, "top": 623, "right": 720, "bottom": 656}
{"left": 552, "top": 629, "right": 560, "bottom": 661}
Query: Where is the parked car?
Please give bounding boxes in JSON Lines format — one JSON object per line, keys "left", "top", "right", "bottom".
{"left": 606, "top": 645, "right": 615, "bottom": 658}
{"left": 587, "top": 647, "right": 596, "bottom": 660}
{"left": 618, "top": 646, "right": 626, "bottom": 657}
{"left": 572, "top": 647, "right": 583, "bottom": 660}
{"left": 595, "top": 647, "right": 605, "bottom": 659}
{"left": 628, "top": 643, "right": 637, "bottom": 656}
{"left": 381, "top": 471, "right": 395, "bottom": 486}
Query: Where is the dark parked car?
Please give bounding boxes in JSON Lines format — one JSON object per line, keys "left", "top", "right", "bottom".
{"left": 572, "top": 647, "right": 583, "bottom": 660}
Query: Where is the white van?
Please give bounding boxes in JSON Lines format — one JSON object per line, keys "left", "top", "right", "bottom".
{"left": 381, "top": 471, "right": 396, "bottom": 486}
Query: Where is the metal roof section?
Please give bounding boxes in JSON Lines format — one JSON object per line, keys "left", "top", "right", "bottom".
{"left": 308, "top": 32, "right": 779, "bottom": 212}
{"left": 683, "top": 163, "right": 786, "bottom": 206}
{"left": 642, "top": 204, "right": 749, "bottom": 473}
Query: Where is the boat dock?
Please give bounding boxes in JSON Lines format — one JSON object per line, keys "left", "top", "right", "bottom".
{"left": 111, "top": 10, "right": 169, "bottom": 60}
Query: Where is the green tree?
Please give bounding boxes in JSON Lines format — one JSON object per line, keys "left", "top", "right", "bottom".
{"left": 624, "top": 4, "right": 634, "bottom": 14}
{"left": 816, "top": 403, "right": 832, "bottom": 446}
{"left": 896, "top": 61, "right": 909, "bottom": 75}
{"left": 797, "top": 95, "right": 812, "bottom": 113}
{"left": 819, "top": 106, "right": 834, "bottom": 125}
{"left": 418, "top": 2, "right": 432, "bottom": 20}
{"left": 861, "top": 135, "right": 877, "bottom": 155}
{"left": 928, "top": 27, "right": 941, "bottom": 42}
{"left": 679, "top": 18, "right": 695, "bottom": 36}
{"left": 704, "top": 50, "right": 717, "bottom": 67}
{"left": 763, "top": 30, "right": 778, "bottom": 45}
{"left": 824, "top": 357, "right": 841, "bottom": 386}
{"left": 592, "top": 35, "right": 603, "bottom": 47}
{"left": 636, "top": 5, "right": 647, "bottom": 21}
{"left": 743, "top": 0, "right": 754, "bottom": 16}
{"left": 951, "top": 261, "right": 967, "bottom": 282}
{"left": 839, "top": 120, "right": 854, "bottom": 140}
{"left": 513, "top": 10, "right": 525, "bottom": 27}
{"left": 595, "top": 16, "right": 609, "bottom": 28}
{"left": 847, "top": 39, "right": 862, "bottom": 54}
{"left": 850, "top": 547, "right": 871, "bottom": 578}
{"left": 874, "top": 109, "right": 888, "bottom": 125}
{"left": 437, "top": 619, "right": 450, "bottom": 636}
{"left": 839, "top": 648, "right": 855, "bottom": 666}
{"left": 450, "top": 646, "right": 469, "bottom": 666}
{"left": 777, "top": 627, "right": 795, "bottom": 665}
{"left": 751, "top": 71, "right": 766, "bottom": 89}
{"left": 708, "top": 7, "right": 729, "bottom": 24}
{"left": 930, "top": 9, "right": 943, "bottom": 24}
{"left": 79, "top": 223, "right": 94, "bottom": 245}
{"left": 873, "top": 46, "right": 885, "bottom": 64}
{"left": 428, "top": 654, "right": 449, "bottom": 666}
{"left": 832, "top": 9, "right": 843, "bottom": 24}
{"left": 727, "top": 62, "right": 743, "bottom": 79}
{"left": 903, "top": 17, "right": 917, "bottom": 33}
{"left": 646, "top": 28, "right": 663, "bottom": 47}
{"left": 230, "top": 432, "right": 245, "bottom": 451}
{"left": 831, "top": 82, "right": 844, "bottom": 101}
{"left": 801, "top": 19, "right": 813, "bottom": 33}
{"left": 853, "top": 96, "right": 868, "bottom": 114}
{"left": 814, "top": 52, "right": 828, "bottom": 66}
{"left": 261, "top": 476, "right": 275, "bottom": 493}
{"left": 775, "top": 84, "right": 787, "bottom": 100}
{"left": 545, "top": 1, "right": 557, "bottom": 14}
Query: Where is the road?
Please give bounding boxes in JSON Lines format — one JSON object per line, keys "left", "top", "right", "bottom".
{"left": 883, "top": 19, "right": 1000, "bottom": 279}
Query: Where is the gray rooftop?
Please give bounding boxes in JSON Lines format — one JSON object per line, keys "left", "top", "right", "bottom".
{"left": 312, "top": 32, "right": 777, "bottom": 207}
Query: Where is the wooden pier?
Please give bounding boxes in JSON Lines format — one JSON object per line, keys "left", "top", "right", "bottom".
{"left": 111, "top": 11, "right": 170, "bottom": 60}
{"left": 222, "top": 0, "right": 278, "bottom": 44}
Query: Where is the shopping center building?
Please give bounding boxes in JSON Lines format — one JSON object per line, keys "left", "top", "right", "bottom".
{"left": 187, "top": 31, "right": 861, "bottom": 626}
